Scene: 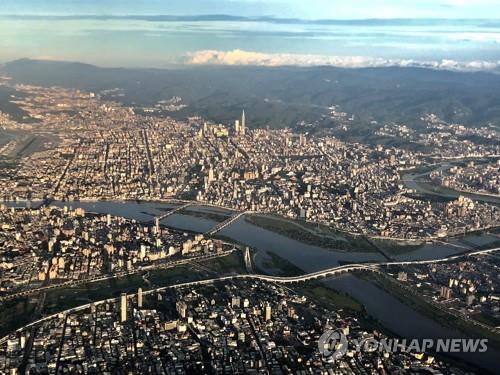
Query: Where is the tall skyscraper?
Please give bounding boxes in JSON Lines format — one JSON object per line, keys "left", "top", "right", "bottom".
{"left": 120, "top": 293, "right": 127, "bottom": 322}
{"left": 137, "top": 288, "right": 143, "bottom": 308}
{"left": 154, "top": 217, "right": 160, "bottom": 234}
{"left": 234, "top": 119, "right": 240, "bottom": 134}
{"left": 176, "top": 301, "right": 188, "bottom": 318}
{"left": 241, "top": 110, "right": 246, "bottom": 135}
{"left": 299, "top": 134, "right": 307, "bottom": 146}
{"left": 265, "top": 303, "right": 271, "bottom": 321}
{"left": 208, "top": 167, "right": 215, "bottom": 183}
{"left": 19, "top": 335, "right": 26, "bottom": 350}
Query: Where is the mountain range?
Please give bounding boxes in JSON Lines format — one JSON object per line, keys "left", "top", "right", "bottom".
{"left": 2, "top": 59, "right": 500, "bottom": 139}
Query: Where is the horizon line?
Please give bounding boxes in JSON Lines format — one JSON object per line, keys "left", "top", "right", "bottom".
{"left": 3, "top": 56, "right": 500, "bottom": 75}
{"left": 1, "top": 14, "right": 500, "bottom": 23}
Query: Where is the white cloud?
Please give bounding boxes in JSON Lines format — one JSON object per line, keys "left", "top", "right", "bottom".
{"left": 186, "top": 49, "right": 500, "bottom": 72}
{"left": 31, "top": 55, "right": 60, "bottom": 61}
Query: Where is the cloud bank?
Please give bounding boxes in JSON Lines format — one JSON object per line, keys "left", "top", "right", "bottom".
{"left": 186, "top": 49, "right": 500, "bottom": 72}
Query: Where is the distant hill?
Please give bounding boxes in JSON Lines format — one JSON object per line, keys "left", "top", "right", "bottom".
{"left": 2, "top": 59, "right": 500, "bottom": 135}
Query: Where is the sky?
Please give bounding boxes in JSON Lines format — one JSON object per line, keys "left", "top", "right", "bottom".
{"left": 3, "top": 0, "right": 500, "bottom": 19}
{"left": 1, "top": 0, "right": 500, "bottom": 70}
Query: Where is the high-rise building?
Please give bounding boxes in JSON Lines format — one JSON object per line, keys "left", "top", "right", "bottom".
{"left": 120, "top": 293, "right": 127, "bottom": 322}
{"left": 138, "top": 288, "right": 143, "bottom": 308}
{"left": 19, "top": 335, "right": 26, "bottom": 349}
{"left": 440, "top": 286, "right": 452, "bottom": 300}
{"left": 155, "top": 217, "right": 160, "bottom": 234}
{"left": 238, "top": 331, "right": 245, "bottom": 342}
{"left": 265, "top": 303, "right": 271, "bottom": 321}
{"left": 241, "top": 110, "right": 246, "bottom": 135}
{"left": 299, "top": 134, "right": 307, "bottom": 146}
{"left": 176, "top": 301, "right": 188, "bottom": 318}
{"left": 231, "top": 296, "right": 241, "bottom": 308}
{"left": 234, "top": 119, "right": 240, "bottom": 134}
{"left": 208, "top": 167, "right": 215, "bottom": 183}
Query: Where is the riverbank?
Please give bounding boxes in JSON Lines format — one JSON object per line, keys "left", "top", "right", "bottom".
{"left": 176, "top": 206, "right": 232, "bottom": 223}
{"left": 401, "top": 161, "right": 500, "bottom": 206}
{"left": 245, "top": 214, "right": 378, "bottom": 252}
{"left": 357, "top": 271, "right": 500, "bottom": 349}
{"left": 253, "top": 250, "right": 305, "bottom": 277}
{"left": 326, "top": 273, "right": 500, "bottom": 374}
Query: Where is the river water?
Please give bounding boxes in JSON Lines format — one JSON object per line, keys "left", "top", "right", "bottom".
{"left": 5, "top": 199, "right": 500, "bottom": 372}
{"left": 327, "top": 275, "right": 500, "bottom": 374}
{"left": 401, "top": 162, "right": 500, "bottom": 206}
{"left": 18, "top": 200, "right": 494, "bottom": 272}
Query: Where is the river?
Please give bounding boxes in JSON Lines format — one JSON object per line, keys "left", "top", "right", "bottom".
{"left": 327, "top": 275, "right": 500, "bottom": 374}
{"left": 26, "top": 200, "right": 494, "bottom": 270}
{"left": 4, "top": 198, "right": 500, "bottom": 372}
{"left": 401, "top": 161, "right": 500, "bottom": 205}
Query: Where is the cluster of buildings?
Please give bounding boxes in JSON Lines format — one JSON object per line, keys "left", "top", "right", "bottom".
{"left": 0, "top": 204, "right": 227, "bottom": 297}
{"left": 431, "top": 161, "right": 500, "bottom": 196}
{"left": 395, "top": 253, "right": 500, "bottom": 325}
{"left": 0, "top": 280, "right": 465, "bottom": 374}
{"left": 377, "top": 114, "right": 499, "bottom": 159}
{"left": 374, "top": 123, "right": 414, "bottom": 140}
{"left": 1, "top": 83, "right": 498, "bottom": 242}
{"left": 0, "top": 72, "right": 498, "bottom": 375}
{"left": 0, "top": 111, "right": 12, "bottom": 127}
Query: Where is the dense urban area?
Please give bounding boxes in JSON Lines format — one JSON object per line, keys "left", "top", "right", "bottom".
{"left": 0, "top": 204, "right": 231, "bottom": 298}
{"left": 0, "top": 82, "right": 498, "bottom": 240}
{"left": 0, "top": 77, "right": 499, "bottom": 374}
{"left": 0, "top": 280, "right": 478, "bottom": 374}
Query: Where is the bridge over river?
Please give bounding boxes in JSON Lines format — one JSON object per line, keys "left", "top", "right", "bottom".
{"left": 2, "top": 246, "right": 498, "bottom": 346}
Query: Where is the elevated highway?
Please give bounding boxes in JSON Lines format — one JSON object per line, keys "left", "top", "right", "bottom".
{"left": 1, "top": 247, "right": 498, "bottom": 346}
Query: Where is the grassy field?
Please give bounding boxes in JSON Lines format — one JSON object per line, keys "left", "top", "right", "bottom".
{"left": 298, "top": 283, "right": 363, "bottom": 314}
{"left": 41, "top": 266, "right": 202, "bottom": 316}
{"left": 0, "top": 297, "right": 37, "bottom": 338}
{"left": 205, "top": 251, "right": 247, "bottom": 274}
{"left": 257, "top": 250, "right": 304, "bottom": 277}
{"left": 246, "top": 214, "right": 377, "bottom": 252}
{"left": 471, "top": 312, "right": 500, "bottom": 328}
{"left": 177, "top": 207, "right": 232, "bottom": 223}
{"left": 370, "top": 238, "right": 423, "bottom": 256}
{"left": 0, "top": 267, "right": 203, "bottom": 338}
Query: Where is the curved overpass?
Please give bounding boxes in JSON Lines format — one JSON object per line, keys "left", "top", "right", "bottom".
{"left": 0, "top": 263, "right": 377, "bottom": 345}
{"left": 1, "top": 247, "right": 499, "bottom": 345}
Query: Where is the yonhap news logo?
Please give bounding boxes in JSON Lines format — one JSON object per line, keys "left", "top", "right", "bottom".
{"left": 318, "top": 329, "right": 348, "bottom": 359}
{"left": 318, "top": 330, "right": 488, "bottom": 359}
